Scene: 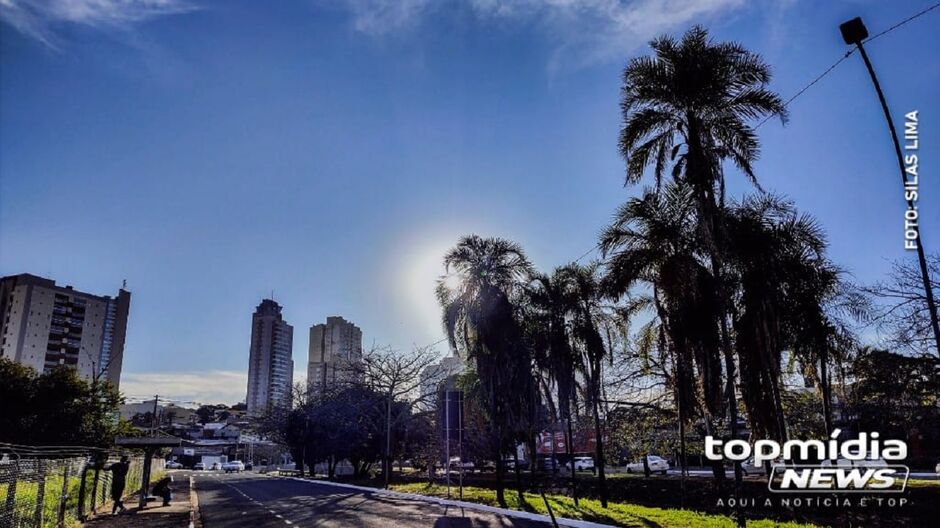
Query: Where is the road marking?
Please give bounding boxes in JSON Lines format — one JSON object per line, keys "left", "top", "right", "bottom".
{"left": 284, "top": 520, "right": 293, "bottom": 525}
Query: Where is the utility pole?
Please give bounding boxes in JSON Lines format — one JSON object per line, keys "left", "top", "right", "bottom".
{"left": 385, "top": 395, "right": 392, "bottom": 489}
{"left": 841, "top": 16, "right": 940, "bottom": 356}
{"left": 445, "top": 390, "right": 451, "bottom": 498}
{"left": 151, "top": 395, "right": 159, "bottom": 436}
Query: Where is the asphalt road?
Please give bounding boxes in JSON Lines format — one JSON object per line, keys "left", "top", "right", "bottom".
{"left": 191, "top": 472, "right": 554, "bottom": 528}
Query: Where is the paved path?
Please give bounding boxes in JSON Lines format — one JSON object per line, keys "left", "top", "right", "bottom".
{"left": 193, "top": 472, "right": 553, "bottom": 528}
{"left": 84, "top": 474, "right": 192, "bottom": 528}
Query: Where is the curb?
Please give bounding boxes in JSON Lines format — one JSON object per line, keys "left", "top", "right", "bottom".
{"left": 189, "top": 476, "right": 202, "bottom": 528}
{"left": 280, "top": 476, "right": 616, "bottom": 528}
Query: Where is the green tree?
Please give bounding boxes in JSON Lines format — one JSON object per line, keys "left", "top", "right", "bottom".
{"left": 0, "top": 359, "right": 123, "bottom": 447}
{"left": 847, "top": 349, "right": 940, "bottom": 445}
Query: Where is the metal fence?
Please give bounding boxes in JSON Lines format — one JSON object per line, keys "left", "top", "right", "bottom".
{"left": 0, "top": 451, "right": 164, "bottom": 528}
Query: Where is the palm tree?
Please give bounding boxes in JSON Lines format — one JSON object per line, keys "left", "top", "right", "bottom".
{"left": 437, "top": 235, "right": 534, "bottom": 507}
{"left": 619, "top": 26, "right": 786, "bottom": 485}
{"left": 524, "top": 269, "right": 583, "bottom": 504}
{"left": 600, "top": 182, "right": 725, "bottom": 478}
{"left": 556, "top": 262, "right": 613, "bottom": 507}
{"left": 724, "top": 194, "right": 865, "bottom": 439}
{"left": 723, "top": 194, "right": 827, "bottom": 442}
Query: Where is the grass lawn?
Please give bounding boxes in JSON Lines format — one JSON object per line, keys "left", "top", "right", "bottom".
{"left": 906, "top": 478, "right": 940, "bottom": 489}
{"left": 389, "top": 482, "right": 817, "bottom": 528}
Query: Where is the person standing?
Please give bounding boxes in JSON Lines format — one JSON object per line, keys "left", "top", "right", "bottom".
{"left": 109, "top": 456, "right": 131, "bottom": 514}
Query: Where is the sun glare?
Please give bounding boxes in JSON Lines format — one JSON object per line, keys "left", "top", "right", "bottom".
{"left": 443, "top": 273, "right": 464, "bottom": 292}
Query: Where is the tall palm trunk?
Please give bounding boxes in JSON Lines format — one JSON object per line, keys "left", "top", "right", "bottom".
{"left": 819, "top": 347, "right": 833, "bottom": 435}
{"left": 565, "top": 416, "right": 579, "bottom": 506}
{"left": 688, "top": 115, "right": 742, "bottom": 485}
{"left": 589, "top": 362, "right": 608, "bottom": 508}
{"left": 512, "top": 449, "right": 524, "bottom": 506}
{"left": 494, "top": 425, "right": 506, "bottom": 506}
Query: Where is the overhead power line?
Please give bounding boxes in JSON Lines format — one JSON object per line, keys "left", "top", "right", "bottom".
{"left": 755, "top": 1, "right": 940, "bottom": 130}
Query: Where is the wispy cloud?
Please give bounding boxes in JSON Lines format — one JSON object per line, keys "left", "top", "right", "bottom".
{"left": 121, "top": 370, "right": 248, "bottom": 406}
{"left": 340, "top": 0, "right": 432, "bottom": 35}
{"left": 336, "top": 0, "right": 746, "bottom": 72}
{"left": 0, "top": 0, "right": 193, "bottom": 48}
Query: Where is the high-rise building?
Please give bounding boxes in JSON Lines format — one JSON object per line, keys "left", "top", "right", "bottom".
{"left": 307, "top": 316, "right": 362, "bottom": 395}
{"left": 246, "top": 299, "right": 294, "bottom": 413}
{"left": 419, "top": 354, "right": 465, "bottom": 411}
{"left": 0, "top": 273, "right": 131, "bottom": 389}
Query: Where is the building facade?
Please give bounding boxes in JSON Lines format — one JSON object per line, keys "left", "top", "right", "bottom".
{"left": 419, "top": 354, "right": 465, "bottom": 410}
{"left": 246, "top": 299, "right": 294, "bottom": 413}
{"left": 0, "top": 273, "right": 131, "bottom": 389}
{"left": 307, "top": 316, "right": 362, "bottom": 395}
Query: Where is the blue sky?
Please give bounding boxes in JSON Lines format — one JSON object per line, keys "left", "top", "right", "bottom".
{"left": 1, "top": 0, "right": 938, "bottom": 404}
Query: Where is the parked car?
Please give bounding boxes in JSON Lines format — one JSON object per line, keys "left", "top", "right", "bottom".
{"left": 211, "top": 462, "right": 222, "bottom": 471}
{"left": 626, "top": 455, "right": 669, "bottom": 475}
{"left": 193, "top": 462, "right": 206, "bottom": 471}
{"left": 820, "top": 457, "right": 887, "bottom": 468}
{"left": 741, "top": 457, "right": 784, "bottom": 476}
{"left": 477, "top": 461, "right": 496, "bottom": 472}
{"left": 934, "top": 462, "right": 940, "bottom": 476}
{"left": 165, "top": 461, "right": 183, "bottom": 469}
{"left": 222, "top": 461, "right": 245, "bottom": 473}
{"left": 566, "top": 456, "right": 596, "bottom": 473}
{"left": 449, "top": 460, "right": 475, "bottom": 471}
{"left": 502, "top": 459, "right": 529, "bottom": 471}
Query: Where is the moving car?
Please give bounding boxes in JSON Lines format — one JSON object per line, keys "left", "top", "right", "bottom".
{"left": 935, "top": 462, "right": 940, "bottom": 477}
{"left": 165, "top": 461, "right": 183, "bottom": 469}
{"left": 566, "top": 456, "right": 596, "bottom": 473}
{"left": 210, "top": 462, "right": 222, "bottom": 471}
{"left": 222, "top": 461, "right": 245, "bottom": 473}
{"left": 626, "top": 455, "right": 669, "bottom": 475}
{"left": 193, "top": 462, "right": 206, "bottom": 471}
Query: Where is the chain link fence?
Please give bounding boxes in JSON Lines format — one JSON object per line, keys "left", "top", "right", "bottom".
{"left": 0, "top": 450, "right": 164, "bottom": 528}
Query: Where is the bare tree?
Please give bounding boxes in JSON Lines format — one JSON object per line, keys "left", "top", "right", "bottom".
{"left": 347, "top": 345, "right": 442, "bottom": 488}
{"left": 864, "top": 254, "right": 939, "bottom": 357}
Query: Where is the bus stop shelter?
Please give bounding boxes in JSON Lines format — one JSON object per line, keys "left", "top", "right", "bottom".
{"left": 114, "top": 436, "right": 181, "bottom": 508}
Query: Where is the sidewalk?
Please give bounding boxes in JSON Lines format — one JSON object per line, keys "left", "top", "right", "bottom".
{"left": 84, "top": 475, "right": 195, "bottom": 528}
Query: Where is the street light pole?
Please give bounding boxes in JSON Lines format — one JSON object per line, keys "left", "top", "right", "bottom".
{"left": 841, "top": 16, "right": 940, "bottom": 356}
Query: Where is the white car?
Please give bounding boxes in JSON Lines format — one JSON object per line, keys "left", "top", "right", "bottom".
{"left": 222, "top": 461, "right": 245, "bottom": 473}
{"left": 820, "top": 457, "right": 887, "bottom": 468}
{"left": 165, "top": 461, "right": 183, "bottom": 469}
{"left": 934, "top": 462, "right": 940, "bottom": 477}
{"left": 741, "top": 457, "right": 784, "bottom": 476}
{"left": 193, "top": 462, "right": 206, "bottom": 471}
{"left": 626, "top": 455, "right": 669, "bottom": 475}
{"left": 566, "top": 457, "right": 595, "bottom": 472}
{"left": 211, "top": 462, "right": 222, "bottom": 471}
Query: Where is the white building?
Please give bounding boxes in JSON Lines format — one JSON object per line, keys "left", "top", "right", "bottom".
{"left": 246, "top": 299, "right": 294, "bottom": 413}
{"left": 419, "top": 354, "right": 465, "bottom": 410}
{"left": 0, "top": 273, "right": 131, "bottom": 389}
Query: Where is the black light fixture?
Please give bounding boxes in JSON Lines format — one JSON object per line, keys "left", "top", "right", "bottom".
{"left": 839, "top": 17, "right": 868, "bottom": 45}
